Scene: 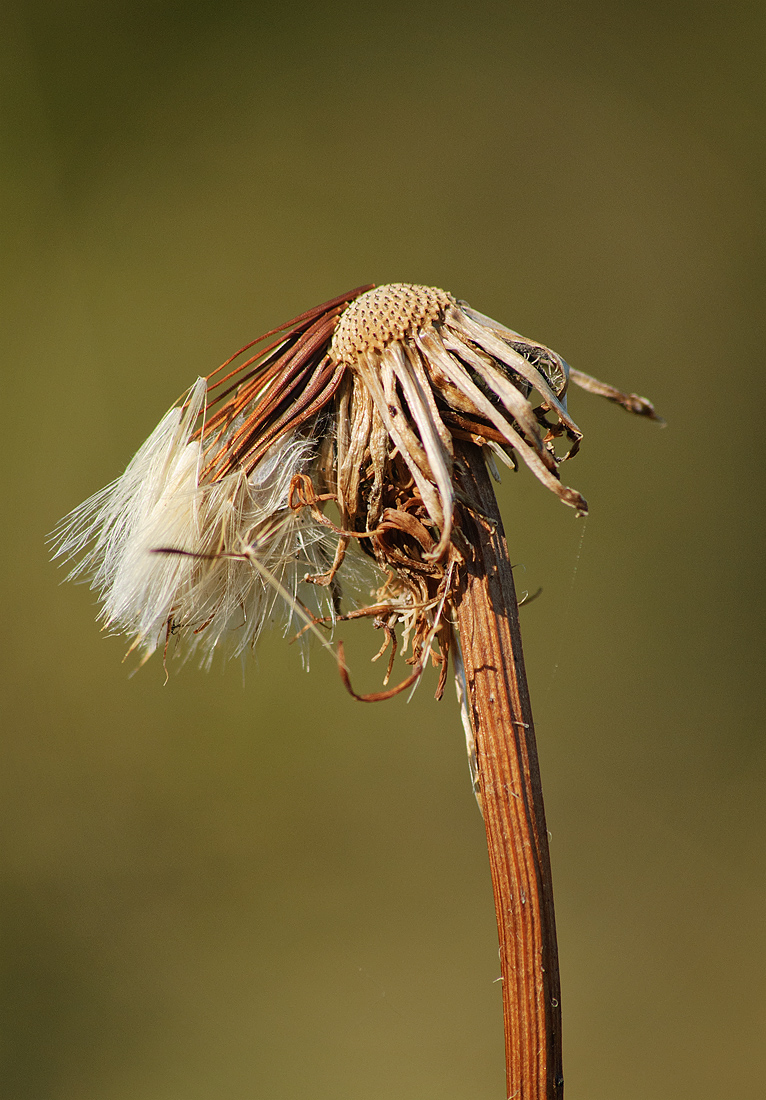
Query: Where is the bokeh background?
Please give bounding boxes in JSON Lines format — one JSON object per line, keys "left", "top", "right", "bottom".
{"left": 3, "top": 2, "right": 763, "bottom": 1098}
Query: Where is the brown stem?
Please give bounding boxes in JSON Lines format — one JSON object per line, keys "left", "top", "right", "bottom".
{"left": 453, "top": 440, "right": 563, "bottom": 1100}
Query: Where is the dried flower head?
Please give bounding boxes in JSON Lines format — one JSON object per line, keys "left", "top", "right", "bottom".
{"left": 52, "top": 283, "right": 659, "bottom": 686}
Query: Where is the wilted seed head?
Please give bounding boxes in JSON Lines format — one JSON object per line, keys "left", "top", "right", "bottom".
{"left": 327, "top": 282, "right": 592, "bottom": 572}
{"left": 331, "top": 284, "right": 454, "bottom": 359}
{"left": 51, "top": 282, "right": 659, "bottom": 685}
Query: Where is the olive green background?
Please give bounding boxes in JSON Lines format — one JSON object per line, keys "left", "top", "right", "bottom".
{"left": 3, "top": 2, "right": 763, "bottom": 1098}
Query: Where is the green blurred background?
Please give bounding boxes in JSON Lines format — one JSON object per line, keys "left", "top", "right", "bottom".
{"left": 3, "top": 1, "right": 763, "bottom": 1097}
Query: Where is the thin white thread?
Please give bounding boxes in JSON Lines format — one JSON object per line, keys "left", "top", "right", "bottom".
{"left": 545, "top": 514, "right": 588, "bottom": 695}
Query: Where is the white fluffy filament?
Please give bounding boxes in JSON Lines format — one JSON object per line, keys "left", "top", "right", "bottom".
{"left": 52, "top": 379, "right": 334, "bottom": 666}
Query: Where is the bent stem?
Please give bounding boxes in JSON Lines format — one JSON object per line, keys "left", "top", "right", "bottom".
{"left": 454, "top": 440, "right": 563, "bottom": 1100}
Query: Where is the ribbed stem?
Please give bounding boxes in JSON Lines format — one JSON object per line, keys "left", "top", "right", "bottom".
{"left": 454, "top": 441, "right": 563, "bottom": 1099}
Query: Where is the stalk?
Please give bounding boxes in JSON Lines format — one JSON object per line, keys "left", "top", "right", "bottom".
{"left": 454, "top": 440, "right": 563, "bottom": 1100}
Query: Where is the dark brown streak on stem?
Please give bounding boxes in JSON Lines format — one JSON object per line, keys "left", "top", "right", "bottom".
{"left": 453, "top": 440, "right": 563, "bottom": 1100}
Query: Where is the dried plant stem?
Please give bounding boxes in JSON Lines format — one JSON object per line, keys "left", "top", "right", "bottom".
{"left": 454, "top": 440, "right": 563, "bottom": 1100}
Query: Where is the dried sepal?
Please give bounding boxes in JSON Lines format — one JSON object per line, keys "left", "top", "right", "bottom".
{"left": 568, "top": 366, "right": 664, "bottom": 421}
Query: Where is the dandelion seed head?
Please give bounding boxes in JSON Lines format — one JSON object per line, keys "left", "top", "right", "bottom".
{"left": 331, "top": 283, "right": 454, "bottom": 360}
{"left": 51, "top": 282, "right": 659, "bottom": 682}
